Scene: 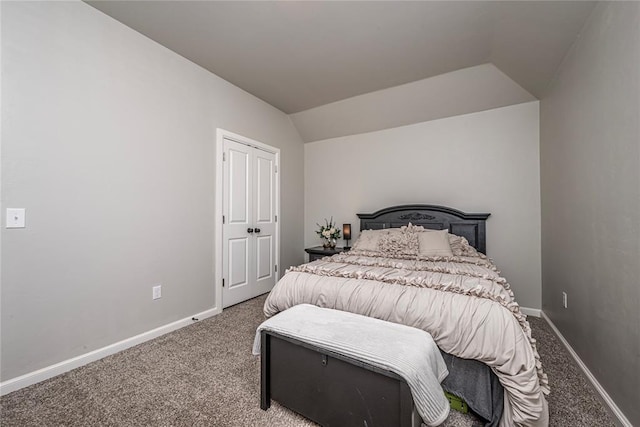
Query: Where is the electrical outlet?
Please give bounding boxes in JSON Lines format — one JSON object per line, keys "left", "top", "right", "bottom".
{"left": 562, "top": 292, "right": 568, "bottom": 308}
{"left": 153, "top": 285, "right": 162, "bottom": 300}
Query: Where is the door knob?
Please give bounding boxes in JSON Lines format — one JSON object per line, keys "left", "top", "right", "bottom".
{"left": 247, "top": 228, "right": 254, "bottom": 233}
{"left": 255, "top": 228, "right": 261, "bottom": 233}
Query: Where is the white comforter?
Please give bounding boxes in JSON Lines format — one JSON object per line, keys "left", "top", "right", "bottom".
{"left": 263, "top": 250, "right": 549, "bottom": 427}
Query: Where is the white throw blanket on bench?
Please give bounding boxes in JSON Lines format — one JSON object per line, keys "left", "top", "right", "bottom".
{"left": 253, "top": 304, "right": 450, "bottom": 426}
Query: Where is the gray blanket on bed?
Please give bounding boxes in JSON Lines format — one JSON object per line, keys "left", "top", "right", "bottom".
{"left": 440, "top": 351, "right": 504, "bottom": 427}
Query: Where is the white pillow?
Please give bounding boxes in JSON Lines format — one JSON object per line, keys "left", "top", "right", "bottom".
{"left": 351, "top": 229, "right": 398, "bottom": 251}
{"left": 417, "top": 229, "right": 453, "bottom": 257}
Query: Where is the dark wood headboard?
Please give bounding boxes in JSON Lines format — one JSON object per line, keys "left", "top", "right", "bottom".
{"left": 357, "top": 204, "right": 491, "bottom": 254}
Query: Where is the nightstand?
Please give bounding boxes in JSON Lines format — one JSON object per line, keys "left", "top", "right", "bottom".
{"left": 305, "top": 246, "right": 349, "bottom": 262}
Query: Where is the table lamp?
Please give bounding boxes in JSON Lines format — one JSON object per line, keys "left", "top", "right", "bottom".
{"left": 343, "top": 224, "right": 351, "bottom": 249}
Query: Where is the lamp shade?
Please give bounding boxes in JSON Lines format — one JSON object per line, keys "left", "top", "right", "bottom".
{"left": 342, "top": 224, "right": 351, "bottom": 240}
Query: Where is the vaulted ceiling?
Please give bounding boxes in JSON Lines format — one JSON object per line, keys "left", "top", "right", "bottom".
{"left": 87, "top": 1, "right": 596, "bottom": 114}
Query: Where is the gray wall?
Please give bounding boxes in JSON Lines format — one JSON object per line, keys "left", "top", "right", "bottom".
{"left": 540, "top": 2, "right": 639, "bottom": 424}
{"left": 306, "top": 102, "right": 542, "bottom": 310}
{"left": 1, "top": 1, "right": 304, "bottom": 381}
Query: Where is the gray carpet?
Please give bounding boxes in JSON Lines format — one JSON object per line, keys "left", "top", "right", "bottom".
{"left": 0, "top": 295, "right": 615, "bottom": 426}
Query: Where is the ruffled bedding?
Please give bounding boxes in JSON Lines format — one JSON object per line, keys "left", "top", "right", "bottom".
{"left": 263, "top": 248, "right": 549, "bottom": 427}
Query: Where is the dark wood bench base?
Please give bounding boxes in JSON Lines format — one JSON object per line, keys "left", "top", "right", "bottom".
{"left": 260, "top": 330, "right": 420, "bottom": 427}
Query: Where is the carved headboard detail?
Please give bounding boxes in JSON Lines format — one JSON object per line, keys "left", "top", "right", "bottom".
{"left": 357, "top": 204, "right": 491, "bottom": 254}
{"left": 398, "top": 213, "right": 436, "bottom": 221}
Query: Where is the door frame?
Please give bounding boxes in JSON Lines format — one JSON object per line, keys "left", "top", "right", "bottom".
{"left": 214, "top": 128, "right": 281, "bottom": 310}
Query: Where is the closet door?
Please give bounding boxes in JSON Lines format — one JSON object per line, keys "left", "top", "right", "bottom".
{"left": 252, "top": 148, "right": 277, "bottom": 300}
{"left": 222, "top": 139, "right": 276, "bottom": 308}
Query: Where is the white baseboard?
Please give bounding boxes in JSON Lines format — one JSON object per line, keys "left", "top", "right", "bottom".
{"left": 541, "top": 311, "right": 632, "bottom": 427}
{"left": 0, "top": 306, "right": 221, "bottom": 396}
{"left": 521, "top": 307, "right": 541, "bottom": 317}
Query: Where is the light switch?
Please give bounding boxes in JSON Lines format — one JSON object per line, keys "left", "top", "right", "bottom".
{"left": 6, "top": 208, "right": 26, "bottom": 228}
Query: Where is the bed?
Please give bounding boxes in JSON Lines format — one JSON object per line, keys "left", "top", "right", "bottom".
{"left": 263, "top": 205, "right": 549, "bottom": 427}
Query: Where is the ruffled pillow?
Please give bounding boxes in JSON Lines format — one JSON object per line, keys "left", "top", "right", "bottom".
{"left": 448, "top": 234, "right": 479, "bottom": 257}
{"left": 351, "top": 229, "right": 399, "bottom": 252}
{"left": 377, "top": 223, "right": 421, "bottom": 256}
{"left": 403, "top": 223, "right": 425, "bottom": 233}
